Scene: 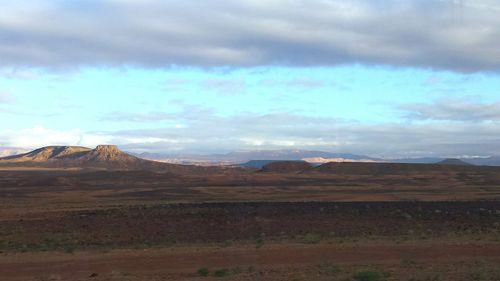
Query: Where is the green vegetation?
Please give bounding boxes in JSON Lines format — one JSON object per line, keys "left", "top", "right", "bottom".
{"left": 343, "top": 270, "right": 390, "bottom": 281}
{"left": 300, "top": 233, "right": 322, "bottom": 244}
{"left": 468, "top": 270, "right": 486, "bottom": 281}
{"left": 197, "top": 267, "right": 210, "bottom": 277}
{"left": 221, "top": 239, "right": 233, "bottom": 247}
{"left": 255, "top": 237, "right": 264, "bottom": 248}
{"left": 197, "top": 267, "right": 239, "bottom": 278}
{"left": 213, "top": 268, "right": 229, "bottom": 277}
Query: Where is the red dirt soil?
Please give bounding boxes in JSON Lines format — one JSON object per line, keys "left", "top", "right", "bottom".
{"left": 2, "top": 240, "right": 500, "bottom": 281}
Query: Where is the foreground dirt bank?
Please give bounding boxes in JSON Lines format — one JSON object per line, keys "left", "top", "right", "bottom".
{"left": 1, "top": 240, "right": 500, "bottom": 281}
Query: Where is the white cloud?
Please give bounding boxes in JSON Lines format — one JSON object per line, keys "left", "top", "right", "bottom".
{"left": 0, "top": 91, "right": 15, "bottom": 104}
{"left": 400, "top": 98, "right": 500, "bottom": 121}
{"left": 104, "top": 107, "right": 500, "bottom": 157}
{"left": 3, "top": 117, "right": 500, "bottom": 157}
{"left": 0, "top": 126, "right": 113, "bottom": 148}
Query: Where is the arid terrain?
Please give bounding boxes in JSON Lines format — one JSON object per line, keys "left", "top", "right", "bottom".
{"left": 1, "top": 147, "right": 500, "bottom": 281}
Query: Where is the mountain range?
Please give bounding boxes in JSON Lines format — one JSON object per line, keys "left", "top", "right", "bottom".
{"left": 133, "top": 150, "right": 500, "bottom": 166}
{"left": 2, "top": 146, "right": 500, "bottom": 167}
{"left": 0, "top": 145, "right": 231, "bottom": 174}
{"left": 134, "top": 150, "right": 378, "bottom": 165}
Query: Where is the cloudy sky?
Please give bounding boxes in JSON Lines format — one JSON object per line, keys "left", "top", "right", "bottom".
{"left": 1, "top": 0, "right": 500, "bottom": 157}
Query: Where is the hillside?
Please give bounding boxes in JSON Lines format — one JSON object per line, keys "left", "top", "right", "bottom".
{"left": 1, "top": 146, "right": 91, "bottom": 162}
{"left": 261, "top": 160, "right": 313, "bottom": 173}
{"left": 0, "top": 145, "right": 234, "bottom": 174}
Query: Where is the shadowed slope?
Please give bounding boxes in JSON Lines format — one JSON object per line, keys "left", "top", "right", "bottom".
{"left": 313, "top": 161, "right": 495, "bottom": 175}
{"left": 261, "top": 160, "right": 313, "bottom": 173}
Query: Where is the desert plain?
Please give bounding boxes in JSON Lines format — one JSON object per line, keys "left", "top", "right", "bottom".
{"left": 0, "top": 146, "right": 500, "bottom": 281}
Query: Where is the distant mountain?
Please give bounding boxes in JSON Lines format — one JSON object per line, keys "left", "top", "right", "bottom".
{"left": 240, "top": 157, "right": 370, "bottom": 168}
{"left": 302, "top": 157, "right": 376, "bottom": 164}
{"left": 2, "top": 146, "right": 91, "bottom": 162}
{"left": 132, "top": 149, "right": 377, "bottom": 165}
{"left": 225, "top": 150, "right": 377, "bottom": 162}
{"left": 0, "top": 145, "right": 154, "bottom": 169}
{"left": 389, "top": 157, "right": 445, "bottom": 164}
{"left": 133, "top": 149, "right": 500, "bottom": 167}
{"left": 0, "top": 147, "right": 29, "bottom": 158}
{"left": 466, "top": 156, "right": 500, "bottom": 166}
{"left": 390, "top": 156, "right": 500, "bottom": 166}
{"left": 436, "top": 158, "right": 473, "bottom": 166}
{"left": 0, "top": 145, "right": 231, "bottom": 174}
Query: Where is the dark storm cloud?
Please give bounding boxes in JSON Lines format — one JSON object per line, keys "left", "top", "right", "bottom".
{"left": 401, "top": 98, "right": 500, "bottom": 121}
{"left": 1, "top": 0, "right": 500, "bottom": 71}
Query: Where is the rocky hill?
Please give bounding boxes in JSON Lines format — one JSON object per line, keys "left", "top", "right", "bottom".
{"left": 2, "top": 146, "right": 91, "bottom": 162}
{"left": 0, "top": 145, "right": 236, "bottom": 174}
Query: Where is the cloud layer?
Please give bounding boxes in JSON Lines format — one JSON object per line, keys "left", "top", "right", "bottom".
{"left": 1, "top": 0, "right": 499, "bottom": 71}
{"left": 401, "top": 99, "right": 500, "bottom": 121}
{"left": 0, "top": 91, "right": 14, "bottom": 104}
{"left": 6, "top": 102, "right": 500, "bottom": 157}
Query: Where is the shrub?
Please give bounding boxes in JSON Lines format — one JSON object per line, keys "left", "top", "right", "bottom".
{"left": 213, "top": 268, "right": 228, "bottom": 277}
{"left": 301, "top": 233, "right": 321, "bottom": 244}
{"left": 255, "top": 237, "right": 264, "bottom": 248}
{"left": 197, "top": 267, "right": 210, "bottom": 277}
{"left": 351, "top": 270, "right": 387, "bottom": 281}
{"left": 468, "top": 270, "right": 486, "bottom": 281}
{"left": 230, "top": 266, "right": 242, "bottom": 274}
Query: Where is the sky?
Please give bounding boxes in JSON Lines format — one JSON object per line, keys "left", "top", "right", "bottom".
{"left": 1, "top": 0, "right": 500, "bottom": 158}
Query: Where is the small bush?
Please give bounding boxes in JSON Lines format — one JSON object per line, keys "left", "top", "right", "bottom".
{"left": 213, "top": 268, "right": 228, "bottom": 277}
{"left": 255, "top": 237, "right": 264, "bottom": 248}
{"left": 222, "top": 240, "right": 232, "bottom": 247}
{"left": 351, "top": 270, "right": 387, "bottom": 281}
{"left": 63, "top": 243, "right": 76, "bottom": 254}
{"left": 230, "top": 266, "right": 242, "bottom": 274}
{"left": 468, "top": 271, "right": 486, "bottom": 281}
{"left": 197, "top": 267, "right": 210, "bottom": 277}
{"left": 301, "top": 233, "right": 321, "bottom": 244}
